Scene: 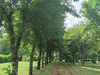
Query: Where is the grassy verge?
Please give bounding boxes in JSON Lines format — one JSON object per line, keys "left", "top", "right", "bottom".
{"left": 35, "top": 62, "right": 54, "bottom": 75}
{"left": 71, "top": 62, "right": 100, "bottom": 75}
{"left": 0, "top": 61, "right": 37, "bottom": 75}
{"left": 0, "top": 61, "right": 54, "bottom": 75}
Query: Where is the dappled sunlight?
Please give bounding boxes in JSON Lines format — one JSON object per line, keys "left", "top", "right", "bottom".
{"left": 81, "top": 67, "right": 100, "bottom": 72}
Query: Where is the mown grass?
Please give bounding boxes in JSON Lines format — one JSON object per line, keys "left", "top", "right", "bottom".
{"left": 84, "top": 62, "right": 100, "bottom": 69}
{"left": 18, "top": 61, "right": 38, "bottom": 75}
{"left": 0, "top": 61, "right": 54, "bottom": 75}
{"left": 35, "top": 62, "right": 54, "bottom": 75}
{"left": 71, "top": 62, "right": 100, "bottom": 75}
{"left": 0, "top": 61, "right": 38, "bottom": 75}
{"left": 0, "top": 62, "right": 12, "bottom": 75}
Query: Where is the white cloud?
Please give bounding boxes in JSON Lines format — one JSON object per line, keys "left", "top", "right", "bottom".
{"left": 65, "top": 0, "right": 88, "bottom": 30}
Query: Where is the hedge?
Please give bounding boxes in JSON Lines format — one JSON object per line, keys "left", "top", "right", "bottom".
{"left": 0, "top": 54, "right": 38, "bottom": 63}
{"left": 0, "top": 54, "right": 12, "bottom": 63}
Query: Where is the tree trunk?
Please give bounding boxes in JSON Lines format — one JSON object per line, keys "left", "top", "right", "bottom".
{"left": 37, "top": 39, "right": 42, "bottom": 70}
{"left": 82, "top": 57, "right": 85, "bottom": 66}
{"left": 73, "top": 52, "right": 75, "bottom": 65}
{"left": 29, "top": 39, "right": 37, "bottom": 75}
{"left": 9, "top": 22, "right": 23, "bottom": 75}
{"left": 12, "top": 33, "right": 23, "bottom": 75}
{"left": 45, "top": 51, "right": 48, "bottom": 66}
{"left": 56, "top": 52, "right": 57, "bottom": 61}
{"left": 42, "top": 49, "right": 45, "bottom": 68}
{"left": 6, "top": 4, "right": 26, "bottom": 75}
{"left": 49, "top": 51, "right": 51, "bottom": 63}
{"left": 12, "top": 50, "right": 18, "bottom": 75}
{"left": 59, "top": 50, "right": 62, "bottom": 61}
{"left": 65, "top": 55, "right": 68, "bottom": 62}
{"left": 76, "top": 54, "right": 78, "bottom": 62}
{"left": 73, "top": 56, "right": 75, "bottom": 65}
{"left": 8, "top": 14, "right": 17, "bottom": 75}
{"left": 51, "top": 52, "right": 53, "bottom": 61}
{"left": 86, "top": 51, "right": 88, "bottom": 62}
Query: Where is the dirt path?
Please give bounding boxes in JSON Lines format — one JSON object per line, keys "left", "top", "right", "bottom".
{"left": 50, "top": 62, "right": 82, "bottom": 75}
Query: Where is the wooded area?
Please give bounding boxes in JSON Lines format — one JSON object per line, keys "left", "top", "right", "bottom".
{"left": 0, "top": 0, "right": 100, "bottom": 75}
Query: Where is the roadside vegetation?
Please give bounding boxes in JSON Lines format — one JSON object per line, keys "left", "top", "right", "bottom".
{"left": 71, "top": 62, "right": 100, "bottom": 75}
{"left": 0, "top": 61, "right": 37, "bottom": 75}
{"left": 0, "top": 61, "right": 54, "bottom": 75}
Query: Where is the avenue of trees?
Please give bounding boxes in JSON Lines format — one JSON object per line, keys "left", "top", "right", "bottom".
{"left": 0, "top": 0, "right": 100, "bottom": 75}
{"left": 0, "top": 0, "right": 79, "bottom": 75}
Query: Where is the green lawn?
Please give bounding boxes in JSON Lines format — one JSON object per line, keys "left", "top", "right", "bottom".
{"left": 0, "top": 61, "right": 37, "bottom": 75}
{"left": 0, "top": 61, "right": 54, "bottom": 75}
{"left": 35, "top": 62, "right": 54, "bottom": 75}
{"left": 71, "top": 62, "right": 100, "bottom": 75}
{"left": 1, "top": 61, "right": 100, "bottom": 75}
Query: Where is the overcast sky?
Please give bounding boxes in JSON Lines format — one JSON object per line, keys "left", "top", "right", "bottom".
{"left": 65, "top": 0, "right": 88, "bottom": 29}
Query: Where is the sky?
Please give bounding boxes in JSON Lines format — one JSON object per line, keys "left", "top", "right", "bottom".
{"left": 65, "top": 0, "right": 88, "bottom": 29}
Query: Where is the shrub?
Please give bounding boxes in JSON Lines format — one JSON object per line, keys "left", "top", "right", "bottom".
{"left": 33, "top": 57, "right": 38, "bottom": 61}
{"left": 2, "top": 64, "right": 12, "bottom": 75}
{"left": 91, "top": 58, "right": 98, "bottom": 67}
{"left": 22, "top": 55, "right": 38, "bottom": 61}
{"left": 22, "top": 55, "right": 30, "bottom": 61}
{"left": 92, "top": 58, "right": 98, "bottom": 64}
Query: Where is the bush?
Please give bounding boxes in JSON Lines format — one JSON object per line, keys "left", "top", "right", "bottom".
{"left": 0, "top": 54, "right": 12, "bottom": 63}
{"left": 22, "top": 55, "right": 30, "bottom": 61}
{"left": 92, "top": 58, "right": 98, "bottom": 64}
{"left": 22, "top": 55, "right": 38, "bottom": 61}
{"left": 33, "top": 57, "right": 38, "bottom": 61}
{"left": 91, "top": 58, "right": 98, "bottom": 67}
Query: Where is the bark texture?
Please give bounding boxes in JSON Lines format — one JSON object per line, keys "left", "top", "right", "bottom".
{"left": 49, "top": 51, "right": 51, "bottom": 63}
{"left": 29, "top": 39, "right": 37, "bottom": 75}
{"left": 37, "top": 38, "right": 42, "bottom": 70}
{"left": 45, "top": 51, "right": 48, "bottom": 66}
{"left": 82, "top": 57, "right": 85, "bottom": 66}
{"left": 59, "top": 50, "right": 62, "bottom": 61}
{"left": 42, "top": 49, "right": 45, "bottom": 67}
{"left": 8, "top": 14, "right": 23, "bottom": 75}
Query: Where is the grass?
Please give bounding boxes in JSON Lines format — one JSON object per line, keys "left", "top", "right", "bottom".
{"left": 0, "top": 61, "right": 37, "bottom": 75}
{"left": 0, "top": 61, "right": 54, "bottom": 75}
{"left": 18, "top": 61, "right": 38, "bottom": 75}
{"left": 0, "top": 62, "right": 12, "bottom": 75}
{"left": 35, "top": 62, "right": 54, "bottom": 75}
{"left": 71, "top": 62, "right": 100, "bottom": 75}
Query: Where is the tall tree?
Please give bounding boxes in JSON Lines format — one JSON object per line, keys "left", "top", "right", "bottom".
{"left": 28, "top": 0, "right": 79, "bottom": 74}
{"left": 0, "top": 0, "right": 32, "bottom": 75}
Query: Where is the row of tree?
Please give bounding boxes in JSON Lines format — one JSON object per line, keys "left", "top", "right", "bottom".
{"left": 0, "top": 0, "right": 79, "bottom": 75}
{"left": 63, "top": 0, "right": 100, "bottom": 66}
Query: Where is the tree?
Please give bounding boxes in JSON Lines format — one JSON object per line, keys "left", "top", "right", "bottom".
{"left": 64, "top": 21, "right": 93, "bottom": 66}
{"left": 81, "top": 0, "right": 100, "bottom": 59}
{"left": 29, "top": 0, "right": 79, "bottom": 74}
{"left": 81, "top": 0, "right": 100, "bottom": 24}
{"left": 0, "top": 0, "right": 32, "bottom": 75}
{"left": 0, "top": 0, "right": 79, "bottom": 75}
